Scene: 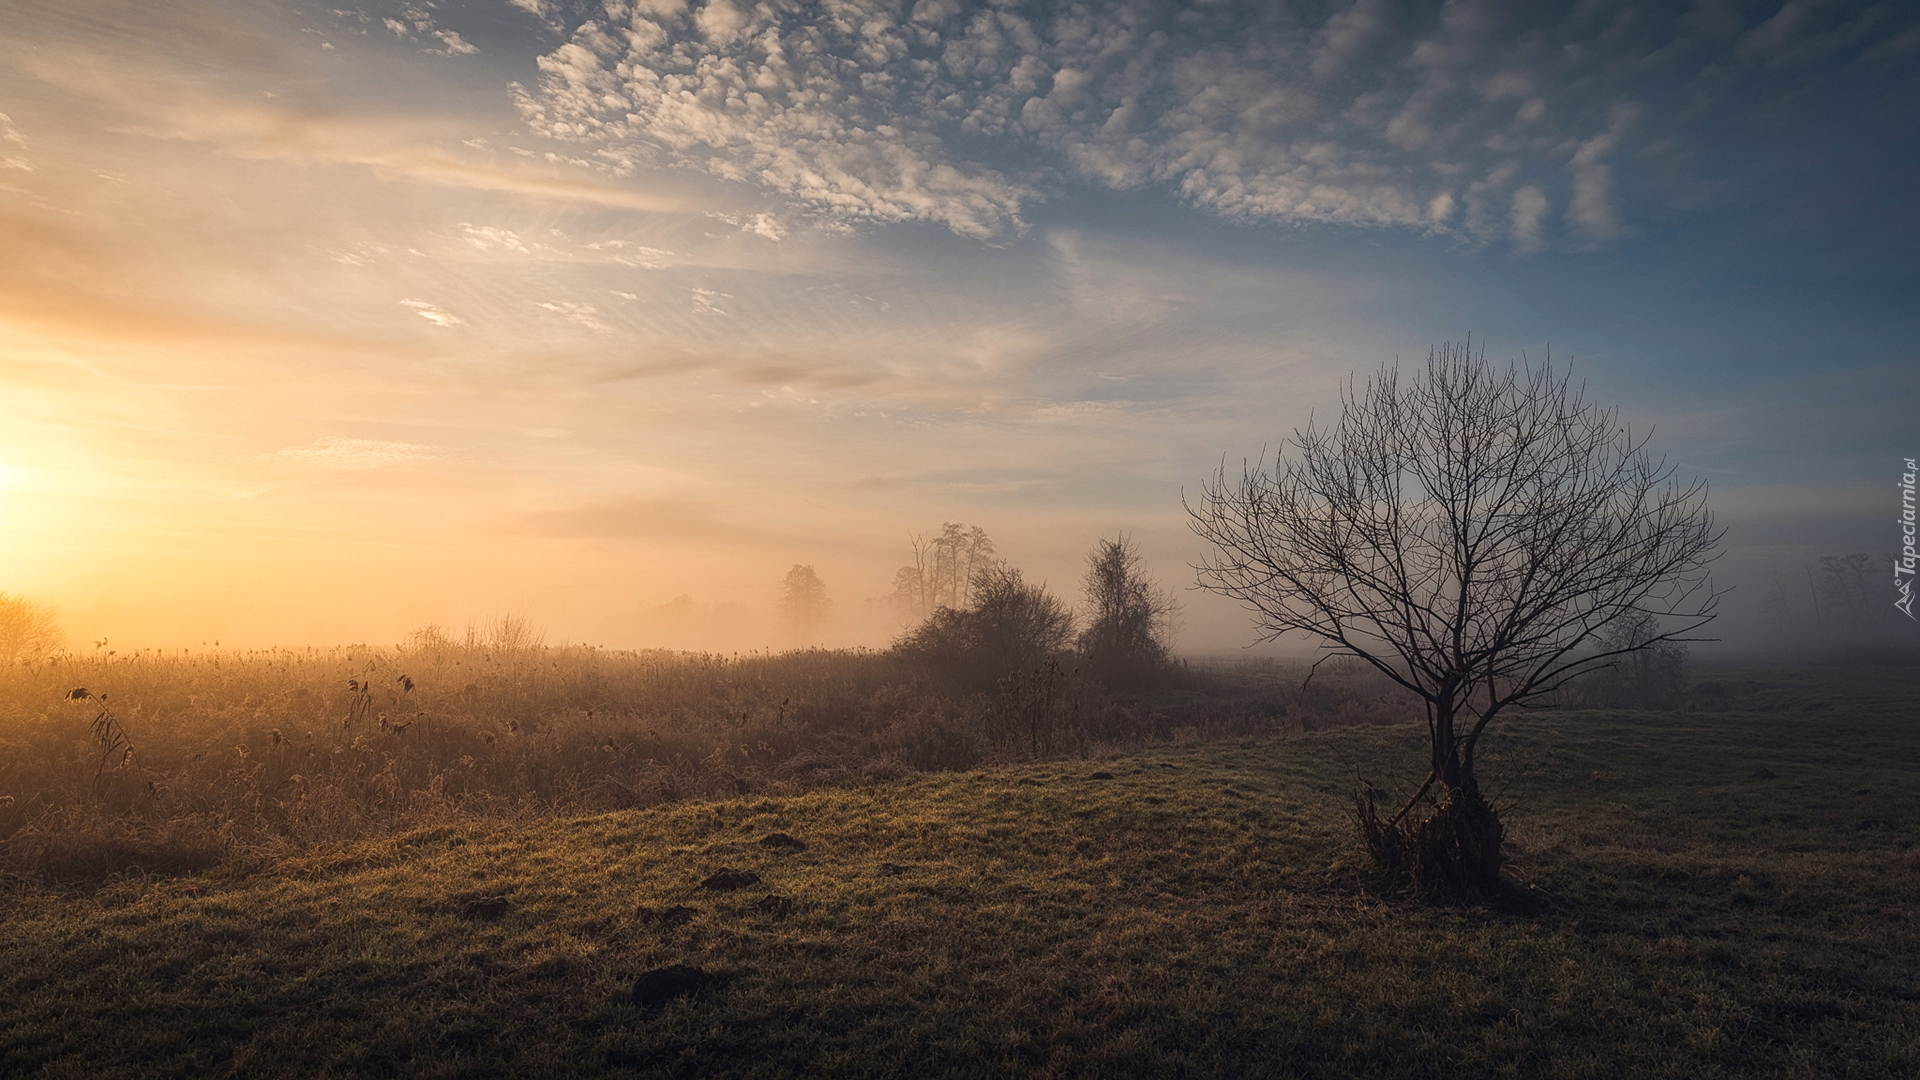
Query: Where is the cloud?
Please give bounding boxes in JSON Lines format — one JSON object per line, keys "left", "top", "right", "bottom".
{"left": 513, "top": 3, "right": 1030, "bottom": 238}
{"left": 518, "top": 0, "right": 1909, "bottom": 247}
{"left": 1567, "top": 106, "right": 1635, "bottom": 240}
{"left": 378, "top": 5, "right": 479, "bottom": 57}
{"left": 272, "top": 437, "right": 443, "bottom": 470}
{"left": 1510, "top": 186, "right": 1549, "bottom": 255}
{"left": 0, "top": 111, "right": 28, "bottom": 171}
{"left": 461, "top": 224, "right": 532, "bottom": 253}
{"left": 399, "top": 298, "right": 460, "bottom": 326}
{"left": 536, "top": 299, "right": 608, "bottom": 330}
{"left": 133, "top": 101, "right": 692, "bottom": 211}
{"left": 741, "top": 213, "right": 786, "bottom": 242}
{"left": 11, "top": 45, "right": 695, "bottom": 214}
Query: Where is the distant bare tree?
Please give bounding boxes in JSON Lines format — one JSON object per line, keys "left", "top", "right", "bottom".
{"left": 891, "top": 523, "right": 997, "bottom": 620}
{"left": 0, "top": 593, "right": 62, "bottom": 664}
{"left": 1077, "top": 536, "right": 1177, "bottom": 688}
{"left": 1189, "top": 345, "right": 1720, "bottom": 899}
{"left": 1817, "top": 553, "right": 1873, "bottom": 627}
{"left": 779, "top": 564, "right": 832, "bottom": 641}
{"left": 1570, "top": 610, "right": 1687, "bottom": 708}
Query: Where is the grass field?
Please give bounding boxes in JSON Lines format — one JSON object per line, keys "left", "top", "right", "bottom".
{"left": 2, "top": 661, "right": 1917, "bottom": 1078}
{"left": 0, "top": 643, "right": 1398, "bottom": 882}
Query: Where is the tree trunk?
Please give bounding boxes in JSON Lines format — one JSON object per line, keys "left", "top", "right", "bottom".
{"left": 1357, "top": 768, "right": 1505, "bottom": 901}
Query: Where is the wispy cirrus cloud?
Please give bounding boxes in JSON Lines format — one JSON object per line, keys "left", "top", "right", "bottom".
{"left": 5, "top": 30, "right": 696, "bottom": 214}
{"left": 0, "top": 109, "right": 30, "bottom": 170}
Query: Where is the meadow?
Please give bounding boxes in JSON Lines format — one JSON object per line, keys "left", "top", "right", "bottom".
{"left": 1, "top": 648, "right": 1916, "bottom": 1077}
{"left": 0, "top": 636, "right": 1400, "bottom": 883}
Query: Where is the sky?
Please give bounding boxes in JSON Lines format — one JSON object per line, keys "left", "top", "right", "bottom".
{"left": 0, "top": 0, "right": 1916, "bottom": 653}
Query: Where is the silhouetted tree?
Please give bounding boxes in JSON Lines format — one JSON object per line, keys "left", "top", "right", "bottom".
{"left": 1189, "top": 345, "right": 1719, "bottom": 899}
{"left": 0, "top": 593, "right": 62, "bottom": 664}
{"left": 1077, "top": 536, "right": 1176, "bottom": 689}
{"left": 779, "top": 564, "right": 831, "bottom": 641}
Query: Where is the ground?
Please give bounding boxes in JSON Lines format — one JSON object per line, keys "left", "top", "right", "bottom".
{"left": 2, "top": 664, "right": 1917, "bottom": 1078}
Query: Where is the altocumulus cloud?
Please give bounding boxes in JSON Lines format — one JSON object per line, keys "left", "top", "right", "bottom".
{"left": 512, "top": 0, "right": 1902, "bottom": 247}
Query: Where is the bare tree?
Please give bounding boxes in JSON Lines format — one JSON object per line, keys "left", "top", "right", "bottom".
{"left": 779, "top": 564, "right": 832, "bottom": 642}
{"left": 1188, "top": 345, "right": 1719, "bottom": 899}
{"left": 1078, "top": 535, "right": 1178, "bottom": 688}
{"left": 891, "top": 524, "right": 997, "bottom": 620}
{"left": 0, "top": 593, "right": 62, "bottom": 664}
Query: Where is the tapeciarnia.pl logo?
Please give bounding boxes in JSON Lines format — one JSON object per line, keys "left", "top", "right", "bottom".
{"left": 1898, "top": 457, "right": 1917, "bottom": 620}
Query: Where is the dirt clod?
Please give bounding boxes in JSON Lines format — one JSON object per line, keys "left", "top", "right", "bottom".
{"left": 631, "top": 964, "right": 723, "bottom": 1010}
{"left": 751, "top": 894, "right": 794, "bottom": 917}
{"left": 701, "top": 868, "right": 761, "bottom": 890}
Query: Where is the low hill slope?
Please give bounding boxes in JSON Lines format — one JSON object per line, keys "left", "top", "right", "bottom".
{"left": 5, "top": 666, "right": 1918, "bottom": 1078}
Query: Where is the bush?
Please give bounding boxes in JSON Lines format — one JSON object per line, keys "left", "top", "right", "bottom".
{"left": 1077, "top": 536, "right": 1176, "bottom": 690}
{"left": 894, "top": 566, "right": 1074, "bottom": 693}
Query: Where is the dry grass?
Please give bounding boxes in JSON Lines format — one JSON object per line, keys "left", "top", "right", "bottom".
{"left": 0, "top": 643, "right": 1413, "bottom": 883}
